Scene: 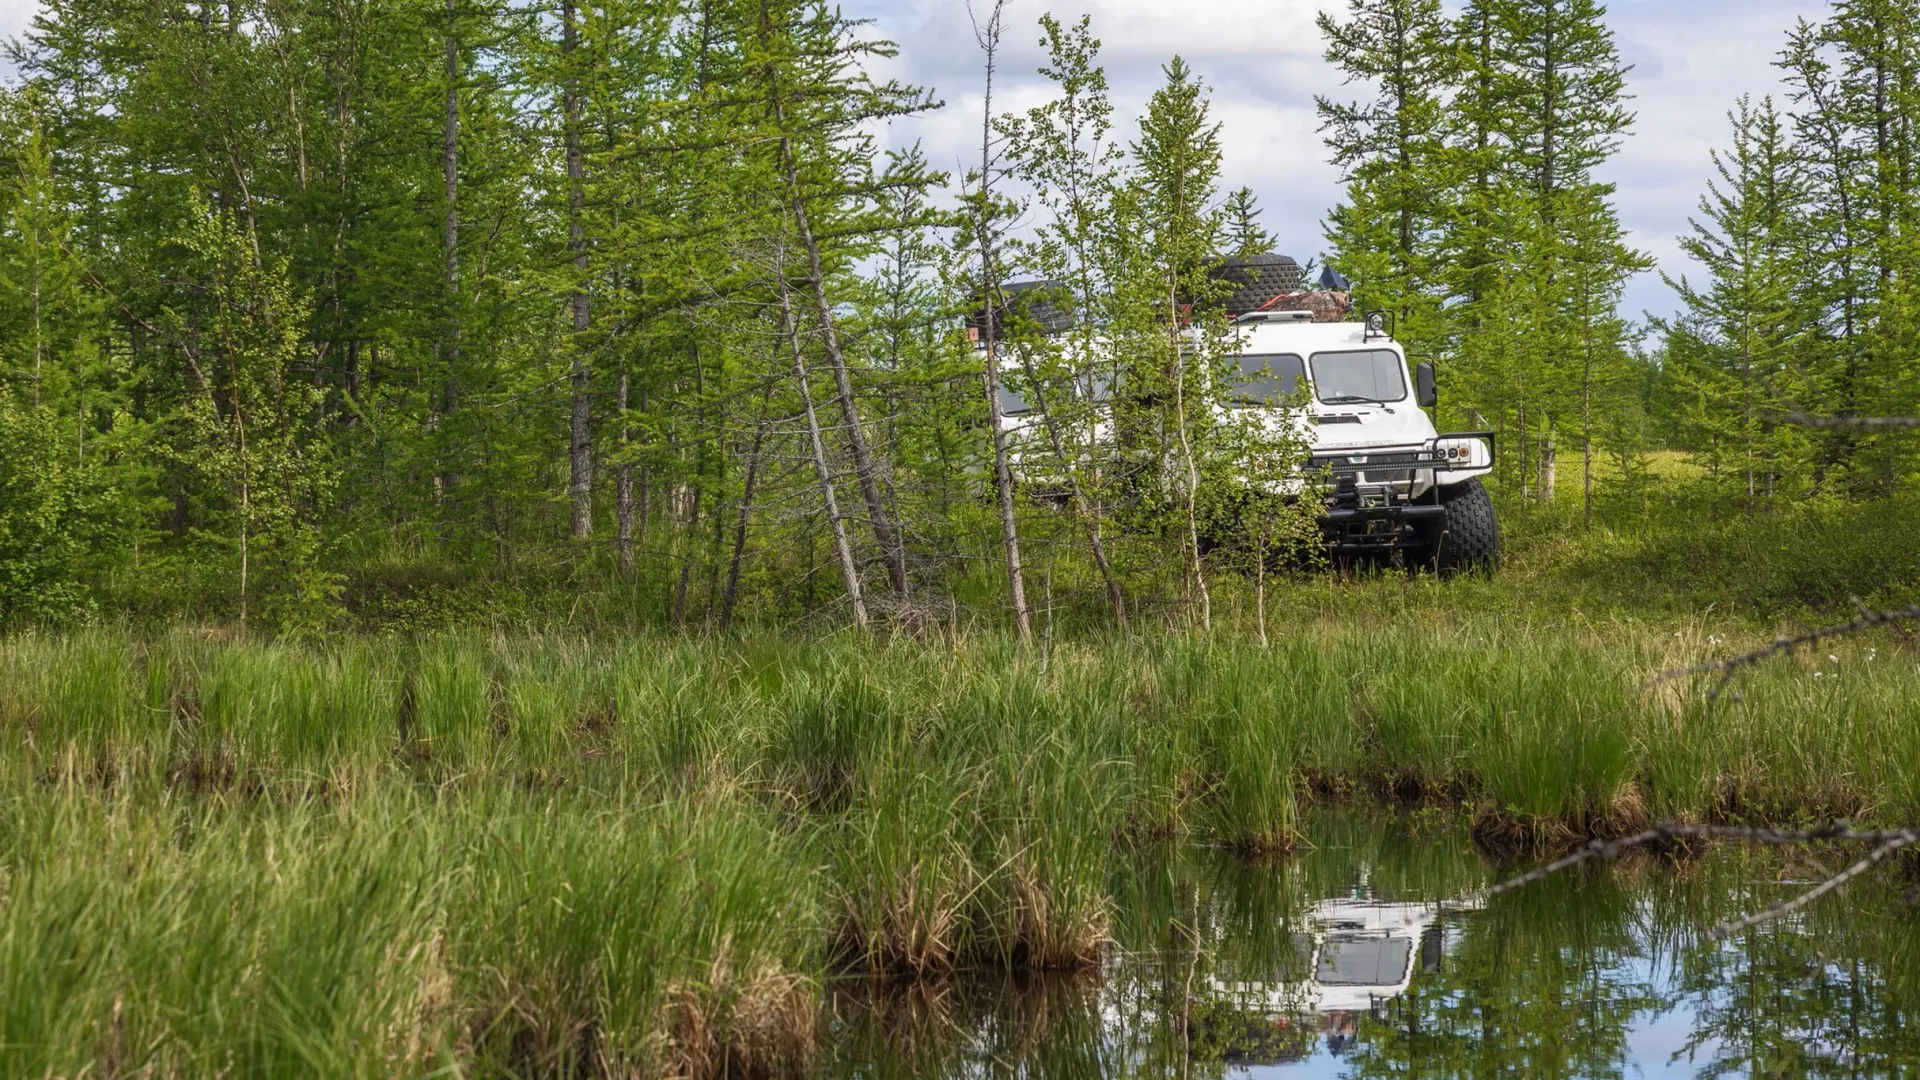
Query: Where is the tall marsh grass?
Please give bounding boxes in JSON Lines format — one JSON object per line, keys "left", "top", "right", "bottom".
{"left": 6, "top": 624, "right": 1917, "bottom": 835}
{"left": 2, "top": 622, "right": 1916, "bottom": 1075}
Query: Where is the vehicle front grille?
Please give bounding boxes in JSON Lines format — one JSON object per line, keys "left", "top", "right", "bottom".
{"left": 1310, "top": 451, "right": 1424, "bottom": 471}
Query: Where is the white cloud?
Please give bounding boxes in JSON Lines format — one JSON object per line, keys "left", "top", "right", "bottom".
{"left": 0, "top": 0, "right": 35, "bottom": 42}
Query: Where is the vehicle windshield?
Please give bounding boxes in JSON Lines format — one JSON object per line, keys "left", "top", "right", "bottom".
{"left": 1315, "top": 936, "right": 1414, "bottom": 986}
{"left": 997, "top": 385, "right": 1033, "bottom": 416}
{"left": 1309, "top": 349, "right": 1408, "bottom": 405}
{"left": 1231, "top": 353, "right": 1306, "bottom": 405}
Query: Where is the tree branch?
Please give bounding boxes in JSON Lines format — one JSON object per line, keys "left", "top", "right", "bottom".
{"left": 1487, "top": 820, "right": 1920, "bottom": 939}
{"left": 1645, "top": 603, "right": 1920, "bottom": 700}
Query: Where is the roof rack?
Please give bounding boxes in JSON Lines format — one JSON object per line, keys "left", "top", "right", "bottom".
{"left": 1233, "top": 309, "right": 1316, "bottom": 325}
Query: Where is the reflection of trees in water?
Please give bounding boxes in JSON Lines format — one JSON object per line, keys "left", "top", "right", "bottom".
{"left": 825, "top": 973, "right": 1117, "bottom": 1080}
{"left": 1341, "top": 872, "right": 1663, "bottom": 1078}
{"left": 816, "top": 822, "right": 1920, "bottom": 1079}
{"left": 1651, "top": 847, "right": 1920, "bottom": 1078}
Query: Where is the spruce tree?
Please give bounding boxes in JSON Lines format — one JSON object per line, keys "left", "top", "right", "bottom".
{"left": 1658, "top": 96, "right": 1813, "bottom": 506}
{"left": 1317, "top": 0, "right": 1454, "bottom": 354}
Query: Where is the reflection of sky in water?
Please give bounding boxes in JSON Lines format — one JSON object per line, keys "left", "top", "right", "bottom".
{"left": 1226, "top": 954, "right": 1729, "bottom": 1079}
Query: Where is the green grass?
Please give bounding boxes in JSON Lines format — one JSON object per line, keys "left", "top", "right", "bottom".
{"left": 2, "top": 621, "right": 1918, "bottom": 1075}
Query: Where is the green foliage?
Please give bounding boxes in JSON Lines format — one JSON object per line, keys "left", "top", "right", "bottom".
{"left": 1317, "top": 0, "right": 1454, "bottom": 355}
{"left": 1657, "top": 97, "right": 1813, "bottom": 496}
{"left": 0, "top": 0, "right": 1911, "bottom": 637}
{"left": 1323, "top": 0, "right": 1651, "bottom": 515}
{"left": 0, "top": 403, "right": 114, "bottom": 623}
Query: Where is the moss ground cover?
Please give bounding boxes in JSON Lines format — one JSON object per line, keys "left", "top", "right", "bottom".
{"left": 1, "top": 620, "right": 1916, "bottom": 1076}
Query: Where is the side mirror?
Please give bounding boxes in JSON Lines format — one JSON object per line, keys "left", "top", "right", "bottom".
{"left": 1416, "top": 362, "right": 1437, "bottom": 409}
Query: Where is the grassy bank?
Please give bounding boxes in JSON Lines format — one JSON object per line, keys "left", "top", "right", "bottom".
{"left": 2, "top": 623, "right": 1917, "bottom": 1075}
{"left": 10, "top": 623, "right": 1917, "bottom": 830}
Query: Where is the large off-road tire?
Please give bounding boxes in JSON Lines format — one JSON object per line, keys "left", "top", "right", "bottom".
{"left": 1415, "top": 478, "right": 1500, "bottom": 576}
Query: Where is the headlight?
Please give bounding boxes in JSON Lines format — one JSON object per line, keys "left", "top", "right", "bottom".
{"left": 1435, "top": 439, "right": 1487, "bottom": 467}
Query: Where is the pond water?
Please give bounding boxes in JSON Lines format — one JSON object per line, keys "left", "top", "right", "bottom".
{"left": 819, "top": 813, "right": 1920, "bottom": 1078}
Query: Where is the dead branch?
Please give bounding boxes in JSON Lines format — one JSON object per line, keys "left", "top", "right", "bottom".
{"left": 1645, "top": 602, "right": 1920, "bottom": 700}
{"left": 1486, "top": 820, "right": 1919, "bottom": 939}
{"left": 1711, "top": 832, "right": 1917, "bottom": 937}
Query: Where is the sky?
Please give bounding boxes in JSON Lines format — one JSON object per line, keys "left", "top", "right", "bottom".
{"left": 0, "top": 0, "right": 1833, "bottom": 323}
{"left": 833, "top": 0, "right": 1834, "bottom": 324}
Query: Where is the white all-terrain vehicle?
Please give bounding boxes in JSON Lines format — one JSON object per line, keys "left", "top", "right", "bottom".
{"left": 987, "top": 272, "right": 1501, "bottom": 574}
{"left": 1225, "top": 308, "right": 1501, "bottom": 573}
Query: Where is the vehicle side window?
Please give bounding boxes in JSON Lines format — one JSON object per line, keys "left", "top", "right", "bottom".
{"left": 1231, "top": 353, "right": 1306, "bottom": 404}
{"left": 997, "top": 385, "right": 1034, "bottom": 416}
{"left": 1309, "top": 349, "right": 1409, "bottom": 404}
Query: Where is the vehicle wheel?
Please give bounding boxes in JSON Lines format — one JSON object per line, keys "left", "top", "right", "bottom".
{"left": 1414, "top": 478, "right": 1500, "bottom": 576}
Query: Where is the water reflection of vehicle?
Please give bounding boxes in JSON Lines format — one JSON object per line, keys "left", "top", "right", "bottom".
{"left": 1201, "top": 892, "right": 1483, "bottom": 1065}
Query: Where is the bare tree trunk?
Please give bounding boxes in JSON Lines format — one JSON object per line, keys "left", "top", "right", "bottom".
{"left": 1582, "top": 315, "right": 1594, "bottom": 530}
{"left": 436, "top": 0, "right": 462, "bottom": 516}
{"left": 970, "top": 0, "right": 1031, "bottom": 642}
{"left": 778, "top": 160, "right": 909, "bottom": 602}
{"left": 1170, "top": 276, "right": 1211, "bottom": 632}
{"left": 982, "top": 314, "right": 1032, "bottom": 642}
{"left": 1743, "top": 314, "right": 1756, "bottom": 516}
{"left": 638, "top": 384, "right": 650, "bottom": 542}
{"left": 781, "top": 272, "right": 869, "bottom": 630}
{"left": 563, "top": 0, "right": 592, "bottom": 540}
{"left": 1540, "top": 432, "right": 1557, "bottom": 504}
{"left": 720, "top": 382, "right": 775, "bottom": 628}
{"left": 1016, "top": 350, "right": 1126, "bottom": 630}
{"left": 1517, "top": 398, "right": 1530, "bottom": 501}
{"left": 617, "top": 371, "right": 635, "bottom": 570}
{"left": 30, "top": 228, "right": 41, "bottom": 408}
{"left": 673, "top": 484, "right": 700, "bottom": 628}
{"left": 229, "top": 352, "right": 250, "bottom": 629}
{"left": 1255, "top": 517, "right": 1269, "bottom": 648}
{"left": 442, "top": 0, "right": 460, "bottom": 389}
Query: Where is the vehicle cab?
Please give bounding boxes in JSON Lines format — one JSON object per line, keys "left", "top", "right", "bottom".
{"left": 1229, "top": 311, "right": 1499, "bottom": 569}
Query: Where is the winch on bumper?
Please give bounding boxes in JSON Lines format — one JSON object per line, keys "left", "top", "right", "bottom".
{"left": 1313, "top": 433, "right": 1496, "bottom": 555}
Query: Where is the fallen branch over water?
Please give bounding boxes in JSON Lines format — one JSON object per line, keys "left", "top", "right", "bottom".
{"left": 1488, "top": 820, "right": 1919, "bottom": 939}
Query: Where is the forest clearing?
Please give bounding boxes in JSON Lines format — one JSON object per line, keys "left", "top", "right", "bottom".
{"left": 4, "top": 0, "right": 1920, "bottom": 1074}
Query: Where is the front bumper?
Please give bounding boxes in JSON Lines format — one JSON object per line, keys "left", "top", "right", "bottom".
{"left": 1312, "top": 432, "right": 1496, "bottom": 553}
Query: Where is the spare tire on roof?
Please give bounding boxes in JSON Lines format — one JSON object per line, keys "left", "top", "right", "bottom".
{"left": 965, "top": 280, "right": 1076, "bottom": 342}
{"left": 1209, "top": 254, "right": 1304, "bottom": 317}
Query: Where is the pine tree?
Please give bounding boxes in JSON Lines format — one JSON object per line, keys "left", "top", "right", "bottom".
{"left": 1658, "top": 96, "right": 1812, "bottom": 506}
{"left": 1223, "top": 186, "right": 1275, "bottom": 258}
{"left": 1125, "top": 57, "right": 1225, "bottom": 629}
{"left": 1317, "top": 0, "right": 1454, "bottom": 354}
